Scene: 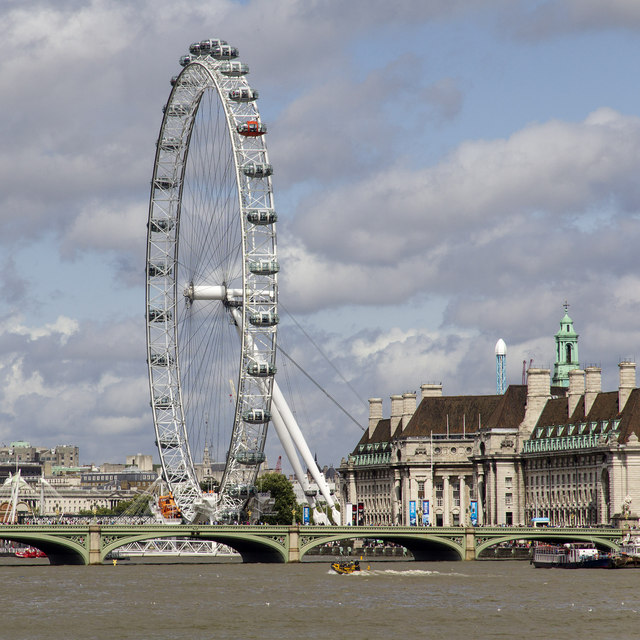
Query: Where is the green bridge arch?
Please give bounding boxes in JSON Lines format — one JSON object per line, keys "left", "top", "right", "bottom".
{"left": 298, "top": 531, "right": 464, "bottom": 561}
{"left": 100, "top": 529, "right": 288, "bottom": 563}
{"left": 0, "top": 528, "right": 88, "bottom": 564}
{"left": 474, "top": 530, "right": 621, "bottom": 558}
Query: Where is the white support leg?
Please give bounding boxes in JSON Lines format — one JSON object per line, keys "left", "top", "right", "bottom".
{"left": 272, "top": 381, "right": 340, "bottom": 523}
{"left": 270, "top": 402, "right": 318, "bottom": 513}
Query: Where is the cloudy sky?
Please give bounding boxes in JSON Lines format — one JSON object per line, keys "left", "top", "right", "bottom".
{"left": 2, "top": 0, "right": 640, "bottom": 470}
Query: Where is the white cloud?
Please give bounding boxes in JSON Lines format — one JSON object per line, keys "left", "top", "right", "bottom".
{"left": 2, "top": 0, "right": 640, "bottom": 472}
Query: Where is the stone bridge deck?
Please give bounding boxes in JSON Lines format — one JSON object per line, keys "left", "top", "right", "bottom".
{"left": 0, "top": 524, "right": 624, "bottom": 565}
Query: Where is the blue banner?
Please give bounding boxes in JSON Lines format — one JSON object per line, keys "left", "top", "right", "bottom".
{"left": 470, "top": 500, "right": 478, "bottom": 526}
{"left": 422, "top": 500, "right": 429, "bottom": 525}
{"left": 409, "top": 500, "right": 417, "bottom": 526}
{"left": 303, "top": 505, "right": 310, "bottom": 525}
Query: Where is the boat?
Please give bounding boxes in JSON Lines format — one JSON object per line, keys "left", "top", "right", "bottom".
{"left": 331, "top": 560, "right": 361, "bottom": 575}
{"left": 15, "top": 547, "right": 47, "bottom": 559}
{"left": 531, "top": 543, "right": 610, "bottom": 569}
{"left": 610, "top": 537, "right": 640, "bottom": 568}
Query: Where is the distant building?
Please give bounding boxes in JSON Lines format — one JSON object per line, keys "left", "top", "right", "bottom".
{"left": 339, "top": 307, "right": 640, "bottom": 527}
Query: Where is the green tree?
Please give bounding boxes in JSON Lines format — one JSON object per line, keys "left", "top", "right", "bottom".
{"left": 78, "top": 495, "right": 152, "bottom": 517}
{"left": 254, "top": 472, "right": 298, "bottom": 525}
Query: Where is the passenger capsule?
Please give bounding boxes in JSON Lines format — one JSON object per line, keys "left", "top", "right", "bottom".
{"left": 228, "top": 88, "right": 258, "bottom": 102}
{"left": 179, "top": 55, "right": 192, "bottom": 67}
{"left": 148, "top": 263, "right": 172, "bottom": 277}
{"left": 149, "top": 218, "right": 175, "bottom": 233}
{"left": 237, "top": 120, "right": 267, "bottom": 137}
{"left": 242, "top": 409, "right": 271, "bottom": 424}
{"left": 226, "top": 484, "right": 256, "bottom": 498}
{"left": 189, "top": 42, "right": 203, "bottom": 55}
{"left": 235, "top": 450, "right": 267, "bottom": 465}
{"left": 246, "top": 209, "right": 277, "bottom": 225}
{"left": 164, "top": 104, "right": 191, "bottom": 117}
{"left": 158, "top": 137, "right": 181, "bottom": 151}
{"left": 149, "top": 353, "right": 174, "bottom": 367}
{"left": 249, "top": 312, "right": 279, "bottom": 326}
{"left": 154, "top": 396, "right": 172, "bottom": 409}
{"left": 148, "top": 308, "right": 171, "bottom": 322}
{"left": 247, "top": 362, "right": 277, "bottom": 377}
{"left": 210, "top": 45, "right": 239, "bottom": 60}
{"left": 158, "top": 435, "right": 180, "bottom": 449}
{"left": 200, "top": 38, "right": 228, "bottom": 52}
{"left": 170, "top": 75, "right": 178, "bottom": 86}
{"left": 248, "top": 260, "right": 280, "bottom": 275}
{"left": 242, "top": 162, "right": 273, "bottom": 178}
{"left": 154, "top": 178, "right": 178, "bottom": 190}
{"left": 304, "top": 489, "right": 318, "bottom": 497}
{"left": 219, "top": 61, "right": 249, "bottom": 77}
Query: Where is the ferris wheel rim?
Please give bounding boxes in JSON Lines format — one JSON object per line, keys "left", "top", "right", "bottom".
{"left": 145, "top": 43, "right": 278, "bottom": 523}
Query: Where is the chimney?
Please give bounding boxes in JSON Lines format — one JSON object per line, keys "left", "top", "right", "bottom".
{"left": 390, "top": 395, "right": 403, "bottom": 437}
{"left": 402, "top": 392, "right": 417, "bottom": 429}
{"left": 568, "top": 369, "right": 585, "bottom": 418}
{"left": 520, "top": 368, "right": 551, "bottom": 436}
{"left": 420, "top": 383, "right": 443, "bottom": 399}
{"left": 619, "top": 361, "right": 636, "bottom": 412}
{"left": 368, "top": 398, "right": 383, "bottom": 438}
{"left": 584, "top": 366, "right": 601, "bottom": 415}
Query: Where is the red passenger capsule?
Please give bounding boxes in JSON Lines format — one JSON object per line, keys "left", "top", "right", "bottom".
{"left": 237, "top": 120, "right": 267, "bottom": 137}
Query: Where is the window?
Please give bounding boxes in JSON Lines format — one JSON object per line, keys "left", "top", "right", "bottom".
{"left": 435, "top": 483, "right": 443, "bottom": 507}
{"left": 505, "top": 493, "right": 513, "bottom": 506}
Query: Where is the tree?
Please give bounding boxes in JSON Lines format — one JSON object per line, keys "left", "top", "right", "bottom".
{"left": 78, "top": 495, "right": 152, "bottom": 517}
{"left": 254, "top": 472, "right": 298, "bottom": 525}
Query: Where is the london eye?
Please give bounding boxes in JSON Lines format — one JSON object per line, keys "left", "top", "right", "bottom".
{"left": 146, "top": 39, "right": 338, "bottom": 524}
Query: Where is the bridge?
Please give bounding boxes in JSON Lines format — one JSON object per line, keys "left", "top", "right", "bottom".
{"left": 0, "top": 524, "right": 624, "bottom": 565}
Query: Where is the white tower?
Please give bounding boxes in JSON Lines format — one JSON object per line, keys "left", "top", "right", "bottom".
{"left": 495, "top": 339, "right": 507, "bottom": 395}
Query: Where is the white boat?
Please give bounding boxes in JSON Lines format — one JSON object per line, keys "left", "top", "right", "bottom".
{"left": 531, "top": 543, "right": 611, "bottom": 569}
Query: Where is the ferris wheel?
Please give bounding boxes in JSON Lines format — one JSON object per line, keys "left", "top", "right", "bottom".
{"left": 146, "top": 39, "right": 278, "bottom": 523}
{"left": 146, "top": 38, "right": 340, "bottom": 525}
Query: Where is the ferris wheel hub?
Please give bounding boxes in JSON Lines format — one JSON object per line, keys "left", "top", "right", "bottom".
{"left": 184, "top": 284, "right": 244, "bottom": 303}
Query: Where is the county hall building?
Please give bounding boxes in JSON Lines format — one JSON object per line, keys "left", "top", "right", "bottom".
{"left": 338, "top": 308, "right": 640, "bottom": 527}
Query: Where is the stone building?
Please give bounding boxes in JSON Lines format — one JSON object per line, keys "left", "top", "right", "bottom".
{"left": 339, "top": 308, "right": 640, "bottom": 527}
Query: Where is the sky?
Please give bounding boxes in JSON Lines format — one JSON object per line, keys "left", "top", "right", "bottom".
{"left": 2, "top": 0, "right": 640, "bottom": 470}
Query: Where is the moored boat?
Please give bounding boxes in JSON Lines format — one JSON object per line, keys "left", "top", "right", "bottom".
{"left": 531, "top": 543, "right": 610, "bottom": 569}
{"left": 15, "top": 547, "right": 47, "bottom": 559}
{"left": 610, "top": 538, "right": 640, "bottom": 568}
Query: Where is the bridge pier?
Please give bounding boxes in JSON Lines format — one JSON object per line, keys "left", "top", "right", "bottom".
{"left": 88, "top": 525, "right": 102, "bottom": 565}
{"left": 464, "top": 528, "right": 476, "bottom": 561}
{"left": 288, "top": 525, "right": 300, "bottom": 562}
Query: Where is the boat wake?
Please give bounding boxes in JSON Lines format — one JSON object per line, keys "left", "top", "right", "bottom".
{"left": 327, "top": 568, "right": 470, "bottom": 577}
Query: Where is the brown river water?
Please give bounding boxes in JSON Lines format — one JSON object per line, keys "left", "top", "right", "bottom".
{"left": 2, "top": 558, "right": 638, "bottom": 640}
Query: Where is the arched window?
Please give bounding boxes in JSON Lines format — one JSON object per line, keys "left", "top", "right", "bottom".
{"left": 566, "top": 343, "right": 572, "bottom": 363}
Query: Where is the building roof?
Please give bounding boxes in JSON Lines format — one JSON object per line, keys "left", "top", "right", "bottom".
{"left": 482, "top": 385, "right": 528, "bottom": 430}
{"left": 531, "top": 389, "right": 640, "bottom": 443}
{"left": 617, "top": 388, "right": 640, "bottom": 442}
{"left": 534, "top": 396, "right": 570, "bottom": 431}
{"left": 401, "top": 394, "right": 502, "bottom": 437}
{"left": 354, "top": 418, "right": 391, "bottom": 450}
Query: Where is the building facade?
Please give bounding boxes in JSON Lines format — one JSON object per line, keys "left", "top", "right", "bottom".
{"left": 339, "top": 311, "right": 640, "bottom": 527}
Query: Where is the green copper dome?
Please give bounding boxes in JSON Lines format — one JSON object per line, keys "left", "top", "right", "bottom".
{"left": 552, "top": 303, "right": 579, "bottom": 387}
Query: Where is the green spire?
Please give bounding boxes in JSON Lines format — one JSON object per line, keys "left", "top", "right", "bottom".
{"left": 552, "top": 301, "right": 579, "bottom": 387}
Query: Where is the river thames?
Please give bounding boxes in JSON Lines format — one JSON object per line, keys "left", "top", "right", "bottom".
{"left": 3, "top": 559, "right": 638, "bottom": 639}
